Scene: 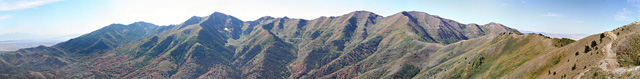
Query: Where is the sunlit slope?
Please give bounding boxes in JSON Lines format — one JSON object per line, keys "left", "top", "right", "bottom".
{"left": 0, "top": 22, "right": 171, "bottom": 78}
{"left": 12, "top": 11, "right": 640, "bottom": 79}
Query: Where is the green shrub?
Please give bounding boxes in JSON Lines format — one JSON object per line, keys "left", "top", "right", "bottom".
{"left": 393, "top": 64, "right": 421, "bottom": 79}
{"left": 584, "top": 46, "right": 591, "bottom": 53}
{"left": 552, "top": 38, "right": 575, "bottom": 47}
{"left": 591, "top": 41, "right": 597, "bottom": 47}
{"left": 572, "top": 64, "right": 576, "bottom": 70}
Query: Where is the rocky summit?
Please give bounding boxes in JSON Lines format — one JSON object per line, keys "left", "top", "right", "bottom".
{"left": 1, "top": 11, "right": 639, "bottom": 79}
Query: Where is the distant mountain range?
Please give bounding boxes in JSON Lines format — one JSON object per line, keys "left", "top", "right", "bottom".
{"left": 0, "top": 33, "right": 80, "bottom": 41}
{"left": 519, "top": 30, "right": 589, "bottom": 40}
{"left": 0, "top": 33, "right": 81, "bottom": 51}
{"left": 0, "top": 11, "right": 639, "bottom": 79}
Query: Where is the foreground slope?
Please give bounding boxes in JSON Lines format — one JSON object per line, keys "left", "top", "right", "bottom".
{"left": 410, "top": 22, "right": 640, "bottom": 79}
{"left": 519, "top": 22, "right": 640, "bottom": 79}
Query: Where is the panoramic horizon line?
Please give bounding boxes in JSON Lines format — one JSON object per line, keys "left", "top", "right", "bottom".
{"left": 116, "top": 10, "right": 507, "bottom": 27}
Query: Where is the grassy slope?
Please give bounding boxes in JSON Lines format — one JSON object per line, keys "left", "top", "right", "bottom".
{"left": 13, "top": 11, "right": 640, "bottom": 79}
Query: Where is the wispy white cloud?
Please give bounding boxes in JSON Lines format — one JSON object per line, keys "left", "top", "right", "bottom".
{"left": 0, "top": 14, "right": 11, "bottom": 20}
{"left": 615, "top": 8, "right": 634, "bottom": 21}
{"left": 541, "top": 12, "right": 563, "bottom": 17}
{"left": 0, "top": 0, "right": 62, "bottom": 11}
{"left": 575, "top": 20, "right": 584, "bottom": 23}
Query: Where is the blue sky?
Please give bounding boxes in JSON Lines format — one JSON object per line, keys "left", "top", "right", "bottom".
{"left": 0, "top": 0, "right": 637, "bottom": 36}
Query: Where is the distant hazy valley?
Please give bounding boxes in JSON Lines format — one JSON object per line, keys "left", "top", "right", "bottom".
{"left": 0, "top": 33, "right": 81, "bottom": 52}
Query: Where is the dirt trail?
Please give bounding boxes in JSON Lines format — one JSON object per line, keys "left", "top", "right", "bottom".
{"left": 598, "top": 31, "right": 618, "bottom": 71}
{"left": 574, "top": 31, "right": 619, "bottom": 79}
{"left": 576, "top": 23, "right": 640, "bottom": 78}
{"left": 596, "top": 31, "right": 640, "bottom": 74}
{"left": 575, "top": 69, "right": 590, "bottom": 79}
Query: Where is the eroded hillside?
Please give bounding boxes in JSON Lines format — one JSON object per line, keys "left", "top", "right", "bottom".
{"left": 1, "top": 11, "right": 638, "bottom": 79}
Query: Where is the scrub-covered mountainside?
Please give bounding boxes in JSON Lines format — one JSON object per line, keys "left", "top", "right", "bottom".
{"left": 0, "top": 11, "right": 638, "bottom": 79}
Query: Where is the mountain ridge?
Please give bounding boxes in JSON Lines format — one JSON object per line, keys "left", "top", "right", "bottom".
{"left": 2, "top": 10, "right": 638, "bottom": 79}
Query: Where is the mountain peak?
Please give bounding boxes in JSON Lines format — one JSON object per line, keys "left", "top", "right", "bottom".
{"left": 398, "top": 11, "right": 430, "bottom": 15}
{"left": 256, "top": 16, "right": 275, "bottom": 21}
{"left": 350, "top": 10, "right": 374, "bottom": 14}
{"left": 179, "top": 16, "right": 204, "bottom": 28}
{"left": 206, "top": 12, "right": 241, "bottom": 21}
{"left": 212, "top": 12, "right": 224, "bottom": 14}
{"left": 392, "top": 11, "right": 431, "bottom": 19}
{"left": 188, "top": 16, "right": 202, "bottom": 19}
{"left": 347, "top": 10, "right": 379, "bottom": 16}
{"left": 485, "top": 22, "right": 503, "bottom": 26}
{"left": 483, "top": 22, "right": 513, "bottom": 30}
{"left": 131, "top": 21, "right": 152, "bottom": 24}
{"left": 107, "top": 23, "right": 126, "bottom": 27}
{"left": 211, "top": 12, "right": 231, "bottom": 17}
{"left": 130, "top": 21, "right": 158, "bottom": 27}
